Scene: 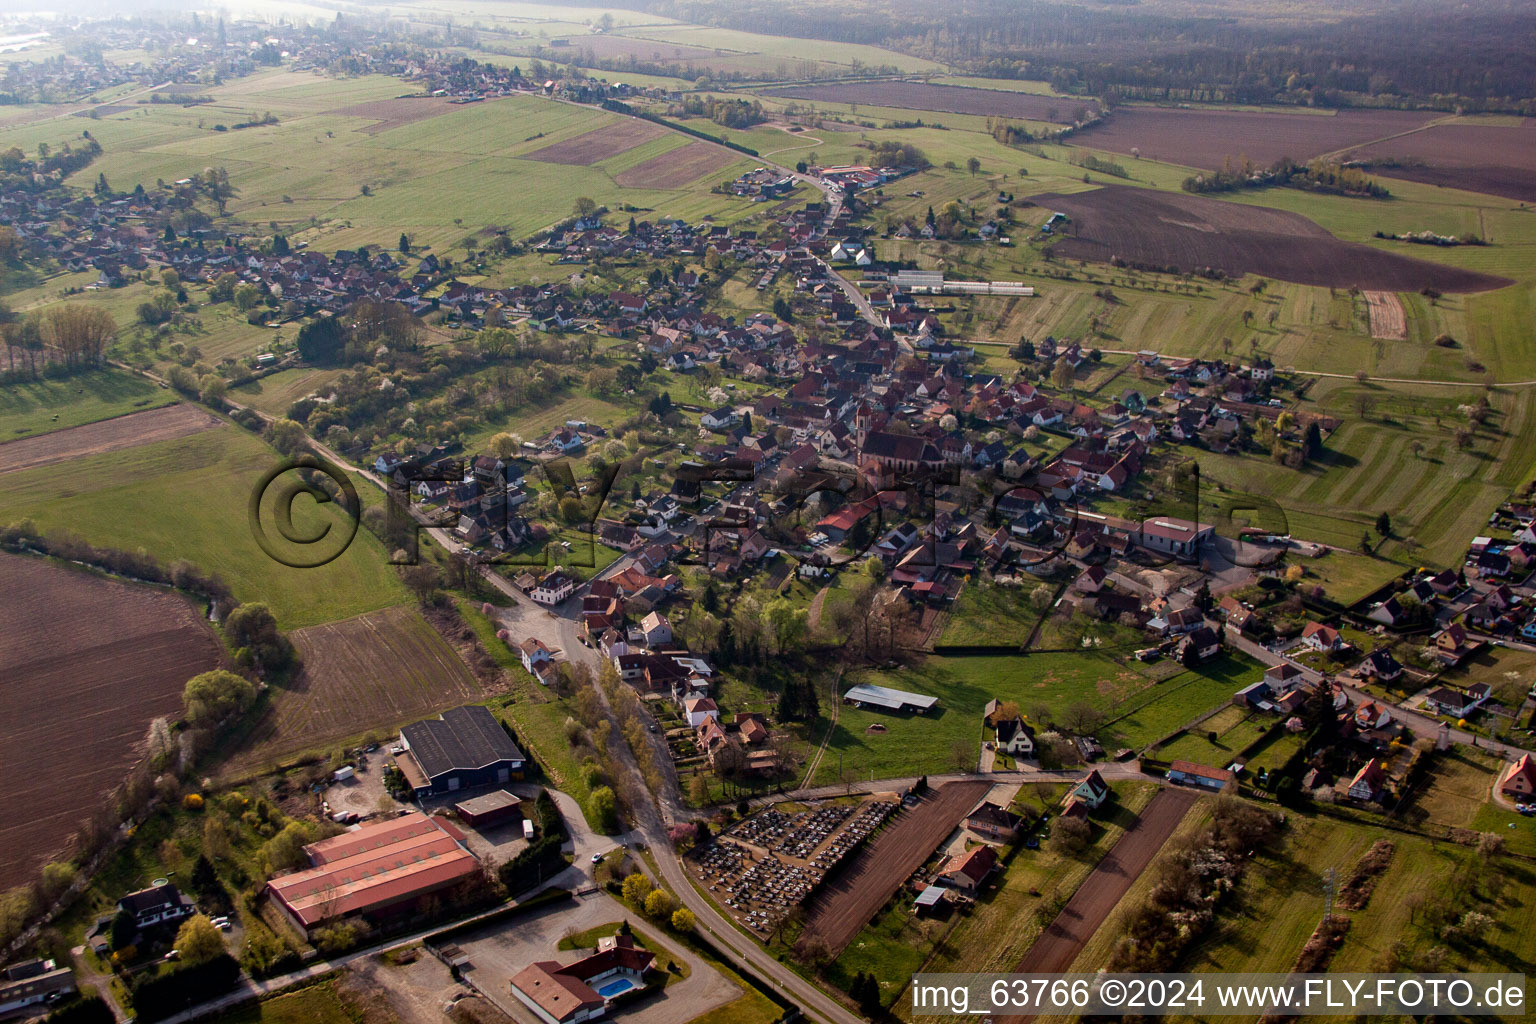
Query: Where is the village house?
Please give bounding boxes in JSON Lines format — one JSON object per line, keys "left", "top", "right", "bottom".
{"left": 936, "top": 845, "right": 997, "bottom": 894}
{"left": 1500, "top": 754, "right": 1536, "bottom": 799}
{"left": 1347, "top": 759, "right": 1389, "bottom": 803}
{"left": 531, "top": 571, "right": 576, "bottom": 605}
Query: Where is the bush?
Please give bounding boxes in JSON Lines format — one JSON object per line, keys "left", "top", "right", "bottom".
{"left": 44, "top": 996, "right": 116, "bottom": 1024}
{"left": 129, "top": 953, "right": 240, "bottom": 1021}
{"left": 498, "top": 836, "right": 566, "bottom": 894}
{"left": 182, "top": 670, "right": 257, "bottom": 729}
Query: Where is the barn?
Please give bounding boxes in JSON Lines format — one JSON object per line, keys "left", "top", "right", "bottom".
{"left": 1166, "top": 759, "right": 1235, "bottom": 792}
{"left": 399, "top": 705, "right": 526, "bottom": 797}
{"left": 843, "top": 682, "right": 940, "bottom": 714}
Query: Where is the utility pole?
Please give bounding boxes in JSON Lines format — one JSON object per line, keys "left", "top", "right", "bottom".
{"left": 1323, "top": 866, "right": 1335, "bottom": 922}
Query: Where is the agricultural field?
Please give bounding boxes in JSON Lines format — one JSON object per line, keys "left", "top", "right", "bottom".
{"left": 0, "top": 403, "right": 219, "bottom": 476}
{"left": 220, "top": 605, "right": 487, "bottom": 779}
{"left": 1031, "top": 185, "right": 1510, "bottom": 292}
{"left": 1070, "top": 105, "right": 1440, "bottom": 172}
{"left": 0, "top": 420, "right": 408, "bottom": 628}
{"left": 0, "top": 368, "right": 175, "bottom": 441}
{"left": 0, "top": 552, "right": 223, "bottom": 890}
{"left": 1187, "top": 380, "right": 1536, "bottom": 568}
{"left": 1343, "top": 119, "right": 1536, "bottom": 203}
{"left": 0, "top": 71, "right": 759, "bottom": 258}
{"left": 605, "top": 23, "right": 946, "bottom": 76}
{"left": 767, "top": 81, "right": 1094, "bottom": 123}
{"left": 899, "top": 781, "right": 1159, "bottom": 993}
{"left": 800, "top": 780, "right": 991, "bottom": 956}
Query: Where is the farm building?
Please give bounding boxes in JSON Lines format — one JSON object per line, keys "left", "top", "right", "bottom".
{"left": 0, "top": 959, "right": 75, "bottom": 1018}
{"left": 510, "top": 935, "right": 656, "bottom": 1024}
{"left": 1137, "top": 517, "right": 1214, "bottom": 558}
{"left": 453, "top": 789, "right": 526, "bottom": 829}
{"left": 266, "top": 812, "right": 479, "bottom": 936}
{"left": 399, "top": 705, "right": 526, "bottom": 797}
{"left": 1166, "top": 760, "right": 1235, "bottom": 792}
{"left": 843, "top": 683, "right": 940, "bottom": 714}
{"left": 912, "top": 884, "right": 948, "bottom": 915}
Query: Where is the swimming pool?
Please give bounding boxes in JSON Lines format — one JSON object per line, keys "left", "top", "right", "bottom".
{"left": 597, "top": 977, "right": 639, "bottom": 998}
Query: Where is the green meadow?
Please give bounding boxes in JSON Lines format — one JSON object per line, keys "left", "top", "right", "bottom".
{"left": 0, "top": 422, "right": 407, "bottom": 627}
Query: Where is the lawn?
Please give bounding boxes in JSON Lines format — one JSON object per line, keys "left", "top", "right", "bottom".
{"left": 809, "top": 650, "right": 1261, "bottom": 786}
{"left": 457, "top": 600, "right": 615, "bottom": 834}
{"left": 0, "top": 368, "right": 175, "bottom": 440}
{"left": 1400, "top": 747, "right": 1504, "bottom": 832}
{"left": 1153, "top": 705, "right": 1274, "bottom": 768}
{"left": 0, "top": 421, "right": 407, "bottom": 628}
{"left": 230, "top": 367, "right": 350, "bottom": 417}
{"left": 216, "top": 981, "right": 354, "bottom": 1024}
{"left": 937, "top": 579, "right": 1040, "bottom": 647}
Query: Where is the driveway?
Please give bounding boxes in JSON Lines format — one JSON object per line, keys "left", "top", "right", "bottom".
{"left": 453, "top": 891, "right": 737, "bottom": 1024}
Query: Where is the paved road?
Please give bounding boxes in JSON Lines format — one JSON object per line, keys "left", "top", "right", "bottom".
{"left": 1223, "top": 627, "right": 1534, "bottom": 760}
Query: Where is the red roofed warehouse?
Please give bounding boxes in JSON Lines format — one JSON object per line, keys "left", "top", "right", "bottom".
{"left": 265, "top": 812, "right": 480, "bottom": 936}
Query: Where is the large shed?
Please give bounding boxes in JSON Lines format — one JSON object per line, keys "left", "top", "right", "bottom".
{"left": 843, "top": 683, "right": 940, "bottom": 714}
{"left": 400, "top": 705, "right": 526, "bottom": 797}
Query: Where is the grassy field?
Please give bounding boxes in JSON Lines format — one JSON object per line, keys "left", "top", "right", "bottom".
{"left": 1043, "top": 807, "right": 1536, "bottom": 1022}
{"left": 809, "top": 650, "right": 1261, "bottom": 786}
{"left": 0, "top": 368, "right": 176, "bottom": 440}
{"left": 1183, "top": 377, "right": 1536, "bottom": 568}
{"left": 1153, "top": 705, "right": 1273, "bottom": 767}
{"left": 936, "top": 579, "right": 1041, "bottom": 646}
{"left": 217, "top": 981, "right": 355, "bottom": 1024}
{"left": 0, "top": 70, "right": 760, "bottom": 258}
{"left": 0, "top": 421, "right": 407, "bottom": 627}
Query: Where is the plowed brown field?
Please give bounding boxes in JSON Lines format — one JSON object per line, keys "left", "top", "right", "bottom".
{"left": 0, "top": 553, "right": 223, "bottom": 889}
{"left": 1072, "top": 106, "right": 1436, "bottom": 170}
{"left": 615, "top": 141, "right": 738, "bottom": 188}
{"left": 1344, "top": 120, "right": 1536, "bottom": 203}
{"left": 1034, "top": 185, "right": 1511, "bottom": 292}
{"left": 524, "top": 120, "right": 667, "bottom": 165}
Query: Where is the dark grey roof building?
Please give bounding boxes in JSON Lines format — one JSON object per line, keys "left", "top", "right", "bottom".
{"left": 399, "top": 706, "right": 526, "bottom": 797}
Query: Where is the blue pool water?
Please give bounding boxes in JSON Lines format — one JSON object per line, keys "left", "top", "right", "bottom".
{"left": 597, "top": 977, "right": 638, "bottom": 998}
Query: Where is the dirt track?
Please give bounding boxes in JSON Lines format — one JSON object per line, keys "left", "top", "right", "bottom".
{"left": 1011, "top": 787, "right": 1198, "bottom": 977}
{"left": 800, "top": 779, "right": 991, "bottom": 956}
{"left": 0, "top": 403, "right": 220, "bottom": 476}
